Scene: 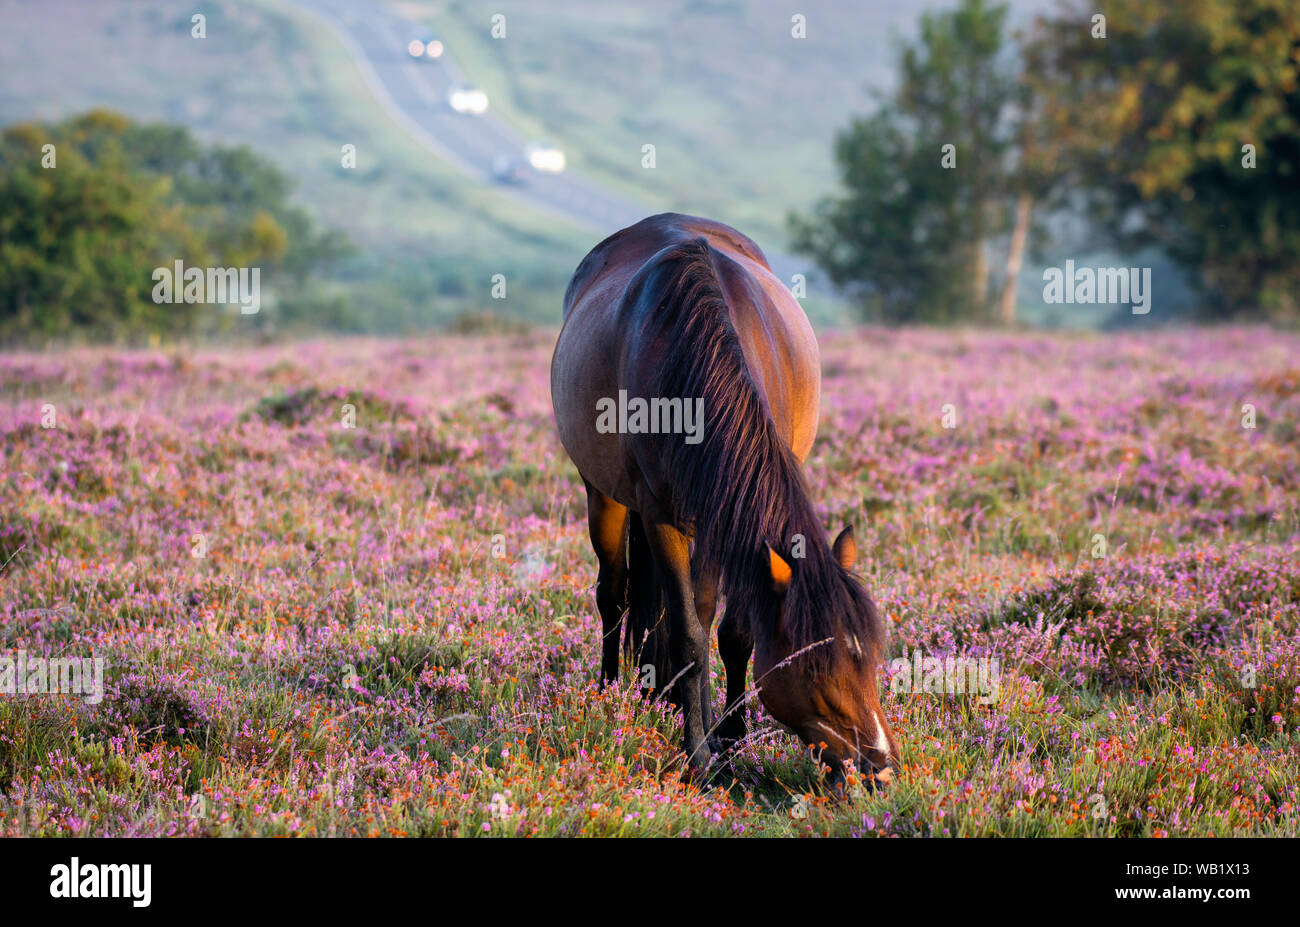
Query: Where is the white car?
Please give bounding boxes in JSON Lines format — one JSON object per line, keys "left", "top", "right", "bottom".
{"left": 447, "top": 86, "right": 489, "bottom": 115}
{"left": 407, "top": 33, "right": 444, "bottom": 59}
{"left": 525, "top": 142, "right": 566, "bottom": 174}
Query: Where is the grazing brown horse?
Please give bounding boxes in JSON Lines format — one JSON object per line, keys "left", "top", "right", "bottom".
{"left": 551, "top": 213, "right": 897, "bottom": 785}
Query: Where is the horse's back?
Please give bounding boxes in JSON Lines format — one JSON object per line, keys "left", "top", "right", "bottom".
{"left": 561, "top": 213, "right": 770, "bottom": 319}
{"left": 552, "top": 214, "right": 819, "bottom": 510}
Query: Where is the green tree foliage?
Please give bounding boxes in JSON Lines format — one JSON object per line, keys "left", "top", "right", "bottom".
{"left": 0, "top": 109, "right": 352, "bottom": 343}
{"left": 789, "top": 0, "right": 1020, "bottom": 323}
{"left": 1025, "top": 0, "right": 1300, "bottom": 321}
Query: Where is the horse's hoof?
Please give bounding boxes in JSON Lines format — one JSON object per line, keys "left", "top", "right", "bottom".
{"left": 706, "top": 755, "right": 736, "bottom": 787}
{"left": 679, "top": 749, "right": 714, "bottom": 786}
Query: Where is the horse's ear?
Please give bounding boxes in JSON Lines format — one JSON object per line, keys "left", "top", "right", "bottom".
{"left": 832, "top": 524, "right": 857, "bottom": 570}
{"left": 766, "top": 544, "right": 792, "bottom": 596}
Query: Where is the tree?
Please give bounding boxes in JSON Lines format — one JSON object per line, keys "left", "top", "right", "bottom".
{"left": 1024, "top": 0, "right": 1300, "bottom": 321}
{"left": 789, "top": 0, "right": 1020, "bottom": 323}
{"left": 0, "top": 109, "right": 352, "bottom": 343}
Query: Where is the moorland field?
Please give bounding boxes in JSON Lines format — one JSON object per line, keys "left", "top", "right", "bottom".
{"left": 2, "top": 326, "right": 1298, "bottom": 836}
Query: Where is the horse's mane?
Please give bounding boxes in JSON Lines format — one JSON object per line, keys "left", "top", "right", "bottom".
{"left": 630, "top": 237, "right": 883, "bottom": 675}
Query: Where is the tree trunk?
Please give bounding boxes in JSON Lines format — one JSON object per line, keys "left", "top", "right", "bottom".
{"left": 999, "top": 192, "right": 1033, "bottom": 326}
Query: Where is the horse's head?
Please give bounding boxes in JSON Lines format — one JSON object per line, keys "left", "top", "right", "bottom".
{"left": 751, "top": 525, "right": 897, "bottom": 788}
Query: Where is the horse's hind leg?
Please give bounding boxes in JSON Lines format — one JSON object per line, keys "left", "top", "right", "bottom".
{"left": 690, "top": 546, "right": 720, "bottom": 736}
{"left": 637, "top": 499, "right": 710, "bottom": 776}
{"left": 715, "top": 607, "right": 752, "bottom": 748}
{"left": 626, "top": 512, "right": 669, "bottom": 695}
{"left": 584, "top": 480, "right": 628, "bottom": 687}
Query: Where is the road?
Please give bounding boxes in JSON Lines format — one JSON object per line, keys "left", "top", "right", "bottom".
{"left": 285, "top": 0, "right": 817, "bottom": 288}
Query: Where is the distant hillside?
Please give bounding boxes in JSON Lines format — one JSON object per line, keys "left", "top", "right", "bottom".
{"left": 2, "top": 0, "right": 1128, "bottom": 331}
{"left": 424, "top": 0, "right": 1061, "bottom": 245}
{"left": 0, "top": 0, "right": 591, "bottom": 330}
{"left": 427, "top": 0, "right": 890, "bottom": 247}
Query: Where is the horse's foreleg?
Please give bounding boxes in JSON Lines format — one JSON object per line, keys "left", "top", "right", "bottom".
{"left": 638, "top": 506, "right": 710, "bottom": 776}
{"left": 584, "top": 480, "right": 629, "bottom": 687}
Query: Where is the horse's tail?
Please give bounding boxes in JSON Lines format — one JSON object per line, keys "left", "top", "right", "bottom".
{"left": 624, "top": 512, "right": 671, "bottom": 696}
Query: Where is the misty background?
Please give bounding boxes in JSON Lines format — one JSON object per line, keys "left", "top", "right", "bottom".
{"left": 1, "top": 0, "right": 1289, "bottom": 342}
